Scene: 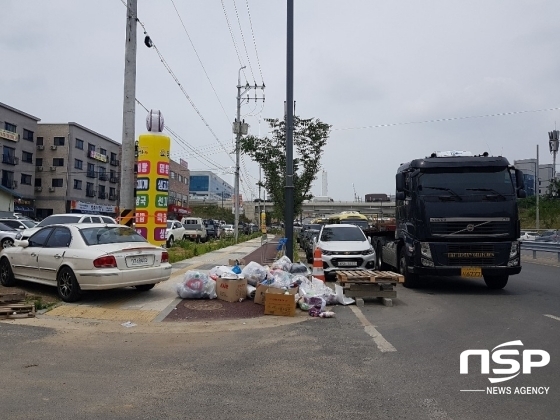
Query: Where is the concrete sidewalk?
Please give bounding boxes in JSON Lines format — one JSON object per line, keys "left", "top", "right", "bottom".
{"left": 45, "top": 235, "right": 275, "bottom": 324}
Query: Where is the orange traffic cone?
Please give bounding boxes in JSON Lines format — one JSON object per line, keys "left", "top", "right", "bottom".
{"left": 312, "top": 247, "right": 326, "bottom": 282}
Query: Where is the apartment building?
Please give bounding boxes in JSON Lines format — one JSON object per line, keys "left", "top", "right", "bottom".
{"left": 168, "top": 159, "right": 191, "bottom": 219}
{"left": 0, "top": 102, "right": 41, "bottom": 218}
{"left": 514, "top": 159, "right": 557, "bottom": 196}
{"left": 34, "top": 123, "right": 121, "bottom": 218}
{"left": 189, "top": 170, "right": 233, "bottom": 201}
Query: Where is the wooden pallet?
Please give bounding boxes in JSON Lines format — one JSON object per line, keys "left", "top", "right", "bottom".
{"left": 336, "top": 270, "right": 404, "bottom": 284}
{"left": 0, "top": 293, "right": 36, "bottom": 319}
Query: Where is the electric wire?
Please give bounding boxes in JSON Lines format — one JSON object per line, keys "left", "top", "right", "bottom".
{"left": 245, "top": 0, "right": 264, "bottom": 83}
{"left": 220, "top": 0, "right": 247, "bottom": 81}
{"left": 232, "top": 0, "right": 256, "bottom": 83}
{"left": 332, "top": 107, "right": 560, "bottom": 131}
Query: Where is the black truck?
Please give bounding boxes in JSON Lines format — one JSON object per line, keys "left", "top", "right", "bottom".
{"left": 370, "top": 151, "right": 526, "bottom": 290}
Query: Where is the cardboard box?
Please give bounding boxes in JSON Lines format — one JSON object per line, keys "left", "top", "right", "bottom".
{"left": 216, "top": 278, "right": 248, "bottom": 303}
{"left": 228, "top": 258, "right": 246, "bottom": 267}
{"left": 254, "top": 284, "right": 298, "bottom": 305}
{"left": 264, "top": 288, "right": 297, "bottom": 317}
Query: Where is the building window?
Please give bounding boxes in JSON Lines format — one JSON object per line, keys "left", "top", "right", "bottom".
{"left": 22, "top": 151, "right": 33, "bottom": 164}
{"left": 36, "top": 158, "right": 43, "bottom": 167}
{"left": 88, "top": 143, "right": 95, "bottom": 153}
{"left": 36, "top": 137, "right": 44, "bottom": 146}
{"left": 2, "top": 146, "right": 16, "bottom": 165}
{"left": 109, "top": 187, "right": 116, "bottom": 197}
{"left": 110, "top": 152, "right": 117, "bottom": 163}
{"left": 22, "top": 129, "right": 34, "bottom": 141}
{"left": 75, "top": 159, "right": 83, "bottom": 170}
{"left": 100, "top": 148, "right": 106, "bottom": 156}
{"left": 53, "top": 158, "right": 65, "bottom": 167}
{"left": 74, "top": 179, "right": 82, "bottom": 190}
{"left": 170, "top": 171, "right": 176, "bottom": 180}
{"left": 21, "top": 174, "right": 32, "bottom": 185}
{"left": 52, "top": 178, "right": 63, "bottom": 188}
{"left": 54, "top": 137, "right": 65, "bottom": 146}
{"left": 178, "top": 175, "right": 183, "bottom": 183}
{"left": 35, "top": 178, "right": 42, "bottom": 187}
{"left": 76, "top": 138, "right": 84, "bottom": 150}
{"left": 4, "top": 122, "right": 16, "bottom": 132}
{"left": 87, "top": 163, "right": 95, "bottom": 177}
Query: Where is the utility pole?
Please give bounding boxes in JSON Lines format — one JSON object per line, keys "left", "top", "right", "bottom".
{"left": 233, "top": 67, "right": 265, "bottom": 243}
{"left": 285, "top": 0, "right": 295, "bottom": 262}
{"left": 119, "top": 0, "right": 137, "bottom": 227}
{"left": 536, "top": 145, "right": 540, "bottom": 230}
{"left": 549, "top": 129, "right": 559, "bottom": 184}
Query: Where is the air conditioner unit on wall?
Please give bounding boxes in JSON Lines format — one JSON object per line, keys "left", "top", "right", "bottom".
{"left": 50, "top": 145, "right": 57, "bottom": 150}
{"left": 50, "top": 166, "right": 56, "bottom": 171}
{"left": 36, "top": 166, "right": 43, "bottom": 172}
{"left": 48, "top": 187, "right": 55, "bottom": 192}
{"left": 37, "top": 145, "right": 44, "bottom": 150}
{"left": 35, "top": 187, "right": 42, "bottom": 192}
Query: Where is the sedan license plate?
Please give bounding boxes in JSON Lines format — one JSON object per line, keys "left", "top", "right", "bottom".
{"left": 461, "top": 267, "right": 482, "bottom": 277}
{"left": 338, "top": 261, "right": 357, "bottom": 267}
{"left": 126, "top": 255, "right": 154, "bottom": 268}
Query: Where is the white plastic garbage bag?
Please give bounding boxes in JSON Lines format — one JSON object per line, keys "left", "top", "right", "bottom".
{"left": 241, "top": 261, "right": 268, "bottom": 286}
{"left": 335, "top": 284, "right": 355, "bottom": 305}
{"left": 299, "top": 277, "right": 337, "bottom": 305}
{"left": 176, "top": 271, "right": 217, "bottom": 299}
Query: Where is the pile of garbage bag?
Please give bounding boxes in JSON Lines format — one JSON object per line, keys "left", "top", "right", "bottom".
{"left": 176, "top": 271, "right": 217, "bottom": 299}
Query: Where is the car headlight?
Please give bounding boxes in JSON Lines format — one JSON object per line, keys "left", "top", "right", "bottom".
{"left": 509, "top": 241, "right": 519, "bottom": 258}
{"left": 362, "top": 247, "right": 375, "bottom": 255}
{"left": 420, "top": 242, "right": 432, "bottom": 259}
{"left": 15, "top": 233, "right": 22, "bottom": 240}
{"left": 322, "top": 250, "right": 333, "bottom": 256}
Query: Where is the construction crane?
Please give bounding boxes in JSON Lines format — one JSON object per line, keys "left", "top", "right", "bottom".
{"left": 352, "top": 183, "right": 360, "bottom": 202}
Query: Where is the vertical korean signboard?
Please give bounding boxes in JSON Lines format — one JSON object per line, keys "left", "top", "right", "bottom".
{"left": 134, "top": 110, "right": 170, "bottom": 246}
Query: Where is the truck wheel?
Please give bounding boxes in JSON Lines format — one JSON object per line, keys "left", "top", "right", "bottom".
{"left": 376, "top": 245, "right": 389, "bottom": 270}
{"left": 483, "top": 275, "right": 508, "bottom": 290}
{"left": 399, "top": 248, "right": 419, "bottom": 288}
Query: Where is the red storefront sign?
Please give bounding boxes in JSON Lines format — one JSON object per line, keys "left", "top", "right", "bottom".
{"left": 168, "top": 205, "right": 191, "bottom": 215}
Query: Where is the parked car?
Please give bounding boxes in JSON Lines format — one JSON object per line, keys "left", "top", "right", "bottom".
{"left": 204, "top": 219, "right": 222, "bottom": 239}
{"left": 243, "top": 223, "right": 259, "bottom": 234}
{"left": 0, "top": 218, "right": 38, "bottom": 231}
{"left": 519, "top": 231, "right": 538, "bottom": 242}
{"left": 15, "top": 213, "right": 117, "bottom": 241}
{"left": 314, "top": 224, "right": 376, "bottom": 280}
{"left": 165, "top": 220, "right": 187, "bottom": 247}
{"left": 304, "top": 229, "right": 320, "bottom": 263}
{"left": 0, "top": 224, "right": 171, "bottom": 302}
{"left": 0, "top": 222, "right": 19, "bottom": 249}
{"left": 535, "top": 230, "right": 560, "bottom": 242}
{"left": 222, "top": 224, "right": 235, "bottom": 236}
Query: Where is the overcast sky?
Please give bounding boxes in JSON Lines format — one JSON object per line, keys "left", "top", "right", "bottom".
{"left": 2, "top": 0, "right": 560, "bottom": 201}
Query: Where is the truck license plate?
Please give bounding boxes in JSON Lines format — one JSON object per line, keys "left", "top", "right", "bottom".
{"left": 338, "top": 261, "right": 357, "bottom": 267}
{"left": 461, "top": 267, "right": 482, "bottom": 277}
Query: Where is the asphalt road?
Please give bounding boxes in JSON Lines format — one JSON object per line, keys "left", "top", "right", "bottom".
{"left": 0, "top": 259, "right": 558, "bottom": 420}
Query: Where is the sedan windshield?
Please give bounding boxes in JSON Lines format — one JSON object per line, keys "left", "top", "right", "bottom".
{"left": 320, "top": 226, "right": 366, "bottom": 242}
{"left": 21, "top": 220, "right": 37, "bottom": 228}
{"left": 80, "top": 226, "right": 148, "bottom": 245}
{"left": 0, "top": 222, "right": 16, "bottom": 231}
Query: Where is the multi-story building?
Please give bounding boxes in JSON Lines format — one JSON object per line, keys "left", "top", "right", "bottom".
{"left": 34, "top": 123, "right": 121, "bottom": 219}
{"left": 189, "top": 170, "right": 233, "bottom": 202}
{"left": 514, "top": 159, "right": 557, "bottom": 196}
{"left": 0, "top": 102, "right": 41, "bottom": 218}
{"left": 168, "top": 159, "right": 190, "bottom": 219}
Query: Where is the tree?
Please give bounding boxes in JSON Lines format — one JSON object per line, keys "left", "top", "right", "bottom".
{"left": 546, "top": 178, "right": 560, "bottom": 199}
{"left": 239, "top": 116, "right": 331, "bottom": 220}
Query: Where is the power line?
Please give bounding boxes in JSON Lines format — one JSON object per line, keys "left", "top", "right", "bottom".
{"left": 245, "top": 0, "right": 264, "bottom": 83}
{"left": 232, "top": 0, "right": 256, "bottom": 83}
{"left": 332, "top": 107, "right": 560, "bottom": 131}
{"left": 220, "top": 0, "right": 247, "bottom": 81}
{"left": 168, "top": 0, "right": 232, "bottom": 126}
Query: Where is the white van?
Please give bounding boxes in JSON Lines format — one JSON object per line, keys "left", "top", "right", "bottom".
{"left": 180, "top": 217, "right": 208, "bottom": 242}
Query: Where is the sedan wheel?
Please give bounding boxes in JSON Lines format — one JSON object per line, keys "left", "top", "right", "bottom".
{"left": 0, "top": 257, "right": 16, "bottom": 286}
{"left": 1, "top": 238, "right": 14, "bottom": 249}
{"left": 57, "top": 267, "right": 81, "bottom": 302}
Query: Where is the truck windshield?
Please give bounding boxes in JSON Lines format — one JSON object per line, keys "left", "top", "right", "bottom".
{"left": 418, "top": 169, "right": 514, "bottom": 196}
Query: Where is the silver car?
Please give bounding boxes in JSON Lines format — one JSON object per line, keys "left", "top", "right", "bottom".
{"left": 0, "top": 222, "right": 19, "bottom": 249}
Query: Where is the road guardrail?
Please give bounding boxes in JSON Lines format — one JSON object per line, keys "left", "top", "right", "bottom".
{"left": 521, "top": 241, "right": 560, "bottom": 263}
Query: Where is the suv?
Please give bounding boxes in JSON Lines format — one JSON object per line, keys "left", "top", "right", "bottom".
{"left": 15, "top": 213, "right": 117, "bottom": 241}
{"left": 314, "top": 224, "right": 376, "bottom": 280}
{"left": 166, "top": 220, "right": 187, "bottom": 247}
{"left": 0, "top": 218, "right": 37, "bottom": 232}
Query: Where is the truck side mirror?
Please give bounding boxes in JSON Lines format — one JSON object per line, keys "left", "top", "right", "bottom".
{"left": 517, "top": 189, "right": 526, "bottom": 198}
{"left": 396, "top": 191, "right": 405, "bottom": 201}
{"left": 515, "top": 169, "right": 525, "bottom": 190}
{"left": 396, "top": 172, "right": 405, "bottom": 192}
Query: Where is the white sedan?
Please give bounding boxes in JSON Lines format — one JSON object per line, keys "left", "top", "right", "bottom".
{"left": 0, "top": 224, "right": 172, "bottom": 302}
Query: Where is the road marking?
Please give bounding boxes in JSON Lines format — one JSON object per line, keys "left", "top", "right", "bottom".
{"left": 544, "top": 314, "right": 560, "bottom": 322}
{"left": 349, "top": 305, "right": 396, "bottom": 352}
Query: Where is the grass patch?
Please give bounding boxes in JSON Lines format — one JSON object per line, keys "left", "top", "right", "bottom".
{"left": 25, "top": 295, "right": 59, "bottom": 311}
{"left": 167, "top": 232, "right": 262, "bottom": 263}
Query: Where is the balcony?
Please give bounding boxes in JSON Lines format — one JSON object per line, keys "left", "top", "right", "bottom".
{"left": 86, "top": 189, "right": 96, "bottom": 197}
{"left": 86, "top": 171, "right": 96, "bottom": 178}
{"left": 99, "top": 173, "right": 108, "bottom": 181}
{"left": 109, "top": 194, "right": 117, "bottom": 201}
{"left": 2, "top": 155, "right": 18, "bottom": 165}
{"left": 110, "top": 159, "right": 119, "bottom": 166}
{"left": 98, "top": 192, "right": 107, "bottom": 199}
{"left": 109, "top": 177, "right": 118, "bottom": 184}
{"left": 1, "top": 179, "right": 15, "bottom": 189}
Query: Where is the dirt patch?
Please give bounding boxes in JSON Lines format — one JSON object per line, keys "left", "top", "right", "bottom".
{"left": 164, "top": 298, "right": 266, "bottom": 322}
{"left": 0, "top": 283, "right": 60, "bottom": 309}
